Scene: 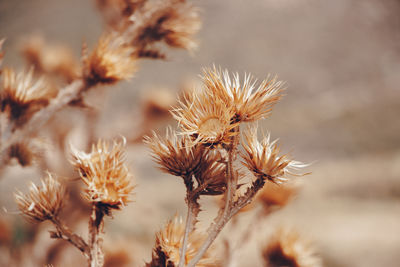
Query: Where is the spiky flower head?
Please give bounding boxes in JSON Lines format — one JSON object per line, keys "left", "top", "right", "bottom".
{"left": 144, "top": 128, "right": 205, "bottom": 177}
{"left": 1, "top": 68, "right": 51, "bottom": 125}
{"left": 172, "top": 91, "right": 238, "bottom": 146}
{"left": 241, "top": 127, "right": 307, "bottom": 184}
{"left": 133, "top": 0, "right": 201, "bottom": 52}
{"left": 15, "top": 173, "right": 65, "bottom": 222}
{"left": 147, "top": 215, "right": 218, "bottom": 267}
{"left": 202, "top": 67, "right": 283, "bottom": 123}
{"left": 263, "top": 228, "right": 322, "bottom": 267}
{"left": 70, "top": 138, "right": 134, "bottom": 209}
{"left": 83, "top": 33, "right": 137, "bottom": 86}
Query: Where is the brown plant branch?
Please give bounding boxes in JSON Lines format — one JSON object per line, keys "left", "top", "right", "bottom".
{"left": 50, "top": 217, "right": 90, "bottom": 256}
{"left": 88, "top": 204, "right": 106, "bottom": 267}
{"left": 187, "top": 127, "right": 239, "bottom": 267}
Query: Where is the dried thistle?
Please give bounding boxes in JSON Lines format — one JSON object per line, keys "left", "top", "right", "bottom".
{"left": 241, "top": 127, "right": 308, "bottom": 184}
{"left": 257, "top": 182, "right": 298, "bottom": 211}
{"left": 1, "top": 68, "right": 52, "bottom": 125}
{"left": 147, "top": 215, "right": 218, "bottom": 267}
{"left": 202, "top": 67, "right": 283, "bottom": 122}
{"left": 22, "top": 35, "right": 79, "bottom": 82}
{"left": 132, "top": 0, "right": 201, "bottom": 53}
{"left": 82, "top": 33, "right": 137, "bottom": 86}
{"left": 7, "top": 142, "right": 35, "bottom": 167}
{"left": 145, "top": 128, "right": 205, "bottom": 177}
{"left": 263, "top": 228, "right": 322, "bottom": 267}
{"left": 70, "top": 138, "right": 134, "bottom": 209}
{"left": 15, "top": 173, "right": 65, "bottom": 222}
{"left": 172, "top": 91, "right": 238, "bottom": 146}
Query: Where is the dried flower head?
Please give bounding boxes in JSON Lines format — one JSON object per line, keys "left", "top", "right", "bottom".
{"left": 22, "top": 35, "right": 79, "bottom": 82}
{"left": 70, "top": 138, "right": 134, "bottom": 209}
{"left": 256, "top": 182, "right": 298, "bottom": 211}
{"left": 133, "top": 0, "right": 201, "bottom": 52}
{"left": 242, "top": 127, "right": 307, "bottom": 184}
{"left": 145, "top": 128, "right": 205, "bottom": 177}
{"left": 202, "top": 67, "right": 283, "bottom": 123}
{"left": 15, "top": 173, "right": 65, "bottom": 222}
{"left": 96, "top": 0, "right": 146, "bottom": 29}
{"left": 7, "top": 142, "right": 35, "bottom": 167}
{"left": 142, "top": 88, "right": 175, "bottom": 120}
{"left": 263, "top": 228, "right": 322, "bottom": 267}
{"left": 147, "top": 215, "right": 217, "bottom": 267}
{"left": 83, "top": 33, "right": 137, "bottom": 86}
{"left": 172, "top": 91, "right": 238, "bottom": 146}
{"left": 1, "top": 68, "right": 51, "bottom": 125}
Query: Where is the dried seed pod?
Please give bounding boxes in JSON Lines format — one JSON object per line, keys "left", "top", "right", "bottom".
{"left": 82, "top": 33, "right": 137, "bottom": 86}
{"left": 70, "top": 138, "right": 134, "bottom": 209}
{"left": 147, "top": 215, "right": 219, "bottom": 267}
{"left": 263, "top": 228, "right": 322, "bottom": 267}
{"left": 15, "top": 173, "right": 65, "bottom": 222}
{"left": 1, "top": 68, "right": 52, "bottom": 126}
{"left": 202, "top": 67, "right": 283, "bottom": 123}
{"left": 241, "top": 127, "right": 308, "bottom": 184}
{"left": 145, "top": 128, "right": 205, "bottom": 177}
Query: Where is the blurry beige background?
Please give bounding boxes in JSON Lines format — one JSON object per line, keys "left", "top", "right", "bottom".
{"left": 1, "top": 0, "right": 400, "bottom": 266}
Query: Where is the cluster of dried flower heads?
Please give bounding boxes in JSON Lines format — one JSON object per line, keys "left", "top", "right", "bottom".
{"left": 0, "top": 0, "right": 324, "bottom": 266}
{"left": 144, "top": 66, "right": 314, "bottom": 267}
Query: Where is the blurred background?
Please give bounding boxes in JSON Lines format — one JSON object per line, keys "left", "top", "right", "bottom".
{"left": 0, "top": 0, "right": 399, "bottom": 266}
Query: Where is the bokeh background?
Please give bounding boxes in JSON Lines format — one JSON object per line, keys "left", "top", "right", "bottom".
{"left": 0, "top": 0, "right": 400, "bottom": 266}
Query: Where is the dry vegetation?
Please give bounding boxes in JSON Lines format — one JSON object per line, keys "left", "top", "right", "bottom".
{"left": 1, "top": 0, "right": 399, "bottom": 267}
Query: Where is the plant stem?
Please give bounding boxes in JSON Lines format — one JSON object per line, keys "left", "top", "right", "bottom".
{"left": 178, "top": 198, "right": 197, "bottom": 267}
{"left": 187, "top": 144, "right": 237, "bottom": 267}
{"left": 51, "top": 217, "right": 90, "bottom": 256}
{"left": 88, "top": 204, "right": 105, "bottom": 267}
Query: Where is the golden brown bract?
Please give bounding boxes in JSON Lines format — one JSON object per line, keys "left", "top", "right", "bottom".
{"left": 263, "top": 228, "right": 322, "bottom": 267}
{"left": 70, "top": 138, "right": 134, "bottom": 209}
{"left": 82, "top": 33, "right": 137, "bottom": 86}
{"left": 241, "top": 127, "right": 307, "bottom": 184}
{"left": 145, "top": 129, "right": 205, "bottom": 177}
{"left": 147, "top": 215, "right": 219, "bottom": 267}
{"left": 14, "top": 173, "right": 66, "bottom": 222}
{"left": 1, "top": 68, "right": 51, "bottom": 125}
{"left": 202, "top": 67, "right": 284, "bottom": 123}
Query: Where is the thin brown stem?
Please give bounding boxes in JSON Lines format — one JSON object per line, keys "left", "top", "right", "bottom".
{"left": 88, "top": 204, "right": 105, "bottom": 267}
{"left": 187, "top": 127, "right": 239, "bottom": 267}
{"left": 50, "top": 217, "right": 90, "bottom": 256}
{"left": 178, "top": 197, "right": 198, "bottom": 267}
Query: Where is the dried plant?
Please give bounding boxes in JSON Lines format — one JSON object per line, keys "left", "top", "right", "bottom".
{"left": 15, "top": 138, "right": 134, "bottom": 267}
{"left": 146, "top": 66, "right": 308, "bottom": 267}
{"left": 2, "top": 1, "right": 318, "bottom": 266}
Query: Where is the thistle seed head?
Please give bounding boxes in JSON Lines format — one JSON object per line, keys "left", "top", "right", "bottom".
{"left": 1, "top": 68, "right": 51, "bottom": 125}
{"left": 241, "top": 127, "right": 308, "bottom": 184}
{"left": 83, "top": 33, "right": 137, "bottom": 86}
{"left": 70, "top": 137, "right": 134, "bottom": 209}
{"left": 15, "top": 173, "right": 65, "bottom": 222}
{"left": 202, "top": 66, "right": 284, "bottom": 122}
{"left": 263, "top": 228, "right": 322, "bottom": 267}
